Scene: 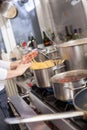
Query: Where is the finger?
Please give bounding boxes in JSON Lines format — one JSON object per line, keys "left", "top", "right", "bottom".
{"left": 21, "top": 50, "right": 38, "bottom": 64}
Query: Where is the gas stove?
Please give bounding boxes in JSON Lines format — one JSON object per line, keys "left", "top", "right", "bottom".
{"left": 28, "top": 85, "right": 87, "bottom": 130}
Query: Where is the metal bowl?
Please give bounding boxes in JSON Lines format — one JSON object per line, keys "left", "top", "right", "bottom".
{"left": 0, "top": 1, "right": 17, "bottom": 19}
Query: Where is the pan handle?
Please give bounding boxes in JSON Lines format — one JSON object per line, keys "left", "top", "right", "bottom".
{"left": 65, "top": 82, "right": 87, "bottom": 91}
{"left": 5, "top": 111, "right": 83, "bottom": 124}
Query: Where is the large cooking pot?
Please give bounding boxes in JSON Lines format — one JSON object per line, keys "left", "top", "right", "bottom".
{"left": 33, "top": 63, "right": 65, "bottom": 88}
{"left": 51, "top": 69, "right": 87, "bottom": 101}
{"left": 59, "top": 38, "right": 87, "bottom": 70}
{"left": 5, "top": 87, "right": 87, "bottom": 124}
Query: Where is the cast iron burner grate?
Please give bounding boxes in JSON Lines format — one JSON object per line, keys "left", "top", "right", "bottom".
{"left": 31, "top": 85, "right": 75, "bottom": 111}
{"left": 31, "top": 85, "right": 54, "bottom": 99}
{"left": 31, "top": 85, "right": 87, "bottom": 130}
{"left": 44, "top": 95, "right": 75, "bottom": 112}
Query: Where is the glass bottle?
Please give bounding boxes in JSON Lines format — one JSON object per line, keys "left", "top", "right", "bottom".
{"left": 29, "top": 34, "right": 37, "bottom": 49}
{"left": 42, "top": 31, "right": 52, "bottom": 46}
{"left": 65, "top": 26, "right": 72, "bottom": 41}
{"left": 72, "top": 29, "right": 79, "bottom": 40}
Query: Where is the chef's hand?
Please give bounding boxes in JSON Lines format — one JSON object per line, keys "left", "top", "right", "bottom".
{"left": 6, "top": 62, "right": 32, "bottom": 79}
{"left": 22, "top": 50, "right": 38, "bottom": 64}
{"left": 16, "top": 62, "right": 32, "bottom": 76}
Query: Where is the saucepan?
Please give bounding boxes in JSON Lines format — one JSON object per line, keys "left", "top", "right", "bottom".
{"left": 0, "top": 1, "right": 18, "bottom": 19}
{"left": 51, "top": 69, "right": 87, "bottom": 101}
{"left": 5, "top": 87, "right": 87, "bottom": 124}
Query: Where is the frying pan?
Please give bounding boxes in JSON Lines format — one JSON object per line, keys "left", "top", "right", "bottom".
{"left": 5, "top": 87, "right": 87, "bottom": 124}
{"left": 0, "top": 1, "right": 18, "bottom": 19}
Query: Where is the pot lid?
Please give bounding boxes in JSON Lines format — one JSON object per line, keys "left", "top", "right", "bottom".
{"left": 51, "top": 69, "right": 87, "bottom": 83}
{"left": 58, "top": 38, "right": 87, "bottom": 48}
{"left": 0, "top": 1, "right": 17, "bottom": 19}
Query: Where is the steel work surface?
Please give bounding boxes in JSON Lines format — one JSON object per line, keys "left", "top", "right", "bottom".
{"left": 9, "top": 95, "right": 51, "bottom": 130}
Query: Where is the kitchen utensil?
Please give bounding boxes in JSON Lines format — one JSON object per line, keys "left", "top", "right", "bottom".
{"left": 0, "top": 1, "right": 17, "bottom": 19}
{"left": 59, "top": 38, "right": 87, "bottom": 70}
{"left": 46, "top": 48, "right": 60, "bottom": 60}
{"left": 31, "top": 60, "right": 65, "bottom": 88}
{"left": 51, "top": 69, "right": 87, "bottom": 101}
{"left": 5, "top": 87, "right": 87, "bottom": 124}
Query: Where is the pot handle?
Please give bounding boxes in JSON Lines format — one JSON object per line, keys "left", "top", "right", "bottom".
{"left": 66, "top": 82, "right": 87, "bottom": 91}
{"left": 53, "top": 65, "right": 65, "bottom": 72}
{"left": 5, "top": 111, "right": 83, "bottom": 124}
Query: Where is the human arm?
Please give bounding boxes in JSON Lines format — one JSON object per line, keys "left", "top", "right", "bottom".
{"left": 0, "top": 50, "right": 38, "bottom": 71}
{"left": 10, "top": 50, "right": 38, "bottom": 69}
{"left": 10, "top": 60, "right": 21, "bottom": 70}
{"left": 6, "top": 62, "right": 31, "bottom": 79}
{"left": 21, "top": 49, "right": 38, "bottom": 64}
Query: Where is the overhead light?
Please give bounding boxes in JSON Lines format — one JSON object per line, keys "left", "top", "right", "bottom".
{"left": 71, "top": 0, "right": 80, "bottom": 6}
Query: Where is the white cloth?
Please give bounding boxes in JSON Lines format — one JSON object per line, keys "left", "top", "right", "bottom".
{"left": 0, "top": 60, "right": 11, "bottom": 91}
{"left": 0, "top": 60, "right": 11, "bottom": 69}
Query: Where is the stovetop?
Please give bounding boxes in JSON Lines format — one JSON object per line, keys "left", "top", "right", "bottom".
{"left": 30, "top": 85, "right": 87, "bottom": 130}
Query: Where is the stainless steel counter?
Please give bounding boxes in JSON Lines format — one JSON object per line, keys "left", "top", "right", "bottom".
{"left": 29, "top": 92, "right": 80, "bottom": 130}
{"left": 10, "top": 95, "right": 51, "bottom": 130}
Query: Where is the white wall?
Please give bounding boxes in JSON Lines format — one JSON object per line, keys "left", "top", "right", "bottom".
{"left": 34, "top": 0, "right": 60, "bottom": 43}
{"left": 34, "top": 0, "right": 87, "bottom": 40}
{"left": 34, "top": 0, "right": 53, "bottom": 31}
{"left": 47, "top": 0, "right": 87, "bottom": 36}
{"left": 0, "top": 15, "right": 16, "bottom": 53}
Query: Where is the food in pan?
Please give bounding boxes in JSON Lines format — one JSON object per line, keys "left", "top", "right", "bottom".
{"left": 30, "top": 59, "right": 65, "bottom": 70}
{"left": 57, "top": 74, "right": 87, "bottom": 83}
{"left": 30, "top": 60, "right": 55, "bottom": 70}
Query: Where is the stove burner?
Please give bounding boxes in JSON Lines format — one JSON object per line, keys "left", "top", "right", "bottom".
{"left": 30, "top": 85, "right": 87, "bottom": 130}
{"left": 31, "top": 85, "right": 75, "bottom": 112}
{"left": 44, "top": 95, "right": 75, "bottom": 112}
{"left": 31, "top": 85, "right": 54, "bottom": 99}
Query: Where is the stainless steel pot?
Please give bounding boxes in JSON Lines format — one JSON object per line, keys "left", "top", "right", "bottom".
{"left": 51, "top": 70, "right": 87, "bottom": 101}
{"left": 33, "top": 63, "right": 65, "bottom": 88}
{"left": 33, "top": 67, "right": 54, "bottom": 88}
{"left": 59, "top": 38, "right": 87, "bottom": 70}
{"left": 0, "top": 1, "right": 17, "bottom": 19}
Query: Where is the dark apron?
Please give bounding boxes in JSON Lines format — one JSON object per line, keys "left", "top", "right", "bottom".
{"left": 0, "top": 88, "right": 10, "bottom": 117}
{"left": 0, "top": 88, "right": 11, "bottom": 130}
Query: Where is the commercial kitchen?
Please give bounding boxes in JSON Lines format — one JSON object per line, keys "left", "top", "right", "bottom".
{"left": 0, "top": 0, "right": 87, "bottom": 130}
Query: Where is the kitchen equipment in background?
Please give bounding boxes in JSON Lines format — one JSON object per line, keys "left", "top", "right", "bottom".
{"left": 44, "top": 45, "right": 61, "bottom": 60}
{"left": 59, "top": 38, "right": 87, "bottom": 70}
{"left": 51, "top": 69, "right": 87, "bottom": 101}
{"left": 46, "top": 49, "right": 60, "bottom": 60}
{"left": 0, "top": 1, "right": 18, "bottom": 19}
{"left": 36, "top": 49, "right": 50, "bottom": 62}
